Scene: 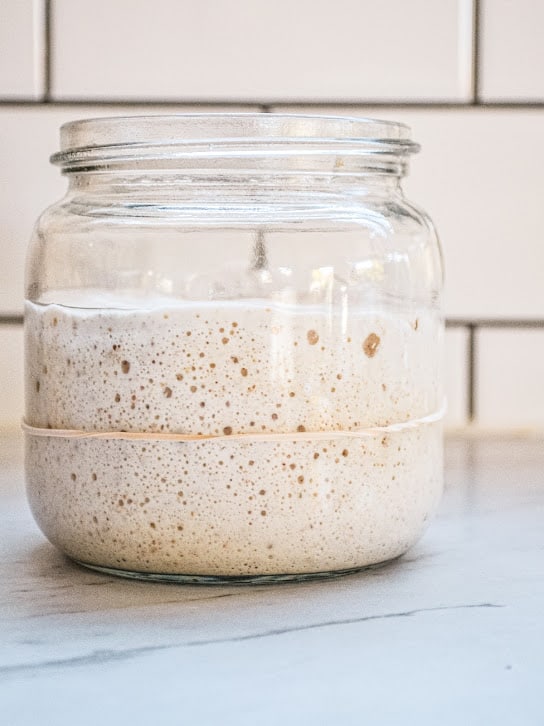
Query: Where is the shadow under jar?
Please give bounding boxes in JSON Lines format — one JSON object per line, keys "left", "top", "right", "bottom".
{"left": 24, "top": 114, "right": 444, "bottom": 584}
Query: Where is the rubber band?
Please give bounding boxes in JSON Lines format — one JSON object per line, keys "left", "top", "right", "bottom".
{"left": 22, "top": 400, "right": 446, "bottom": 443}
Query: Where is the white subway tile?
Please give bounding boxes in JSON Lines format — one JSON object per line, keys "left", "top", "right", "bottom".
{"left": 0, "top": 0, "right": 45, "bottom": 99}
{"left": 396, "top": 109, "right": 544, "bottom": 320}
{"left": 480, "top": 0, "right": 544, "bottom": 101}
{"left": 271, "top": 107, "right": 544, "bottom": 319}
{"left": 51, "top": 0, "right": 473, "bottom": 102}
{"left": 445, "top": 328, "right": 469, "bottom": 428}
{"left": 0, "top": 108, "right": 66, "bottom": 313}
{"left": 476, "top": 329, "right": 544, "bottom": 429}
{"left": 0, "top": 326, "right": 23, "bottom": 429}
{"left": 4, "top": 106, "right": 544, "bottom": 320}
{"left": 0, "top": 105, "right": 259, "bottom": 314}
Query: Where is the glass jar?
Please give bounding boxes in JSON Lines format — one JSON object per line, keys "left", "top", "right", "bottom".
{"left": 24, "top": 114, "right": 444, "bottom": 583}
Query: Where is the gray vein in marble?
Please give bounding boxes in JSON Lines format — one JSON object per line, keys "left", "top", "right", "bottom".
{"left": 0, "top": 602, "right": 502, "bottom": 680}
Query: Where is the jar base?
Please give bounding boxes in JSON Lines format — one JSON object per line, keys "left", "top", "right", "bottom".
{"left": 71, "top": 556, "right": 400, "bottom": 585}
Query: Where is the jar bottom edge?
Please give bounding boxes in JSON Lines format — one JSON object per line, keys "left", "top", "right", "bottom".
{"left": 71, "top": 555, "right": 404, "bottom": 586}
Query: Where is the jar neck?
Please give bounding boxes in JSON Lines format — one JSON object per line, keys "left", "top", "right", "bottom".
{"left": 65, "top": 169, "right": 404, "bottom": 200}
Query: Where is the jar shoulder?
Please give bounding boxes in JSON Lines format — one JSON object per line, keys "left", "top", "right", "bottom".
{"left": 31, "top": 190, "right": 439, "bottom": 238}
{"left": 366, "top": 192, "right": 439, "bottom": 240}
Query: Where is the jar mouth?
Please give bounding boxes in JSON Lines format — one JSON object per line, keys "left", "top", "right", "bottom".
{"left": 50, "top": 113, "right": 419, "bottom": 172}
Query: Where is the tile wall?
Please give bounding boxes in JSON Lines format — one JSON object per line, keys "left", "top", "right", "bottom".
{"left": 1, "top": 0, "right": 543, "bottom": 430}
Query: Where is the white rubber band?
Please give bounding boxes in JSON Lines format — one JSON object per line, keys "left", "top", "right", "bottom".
{"left": 22, "top": 400, "right": 446, "bottom": 443}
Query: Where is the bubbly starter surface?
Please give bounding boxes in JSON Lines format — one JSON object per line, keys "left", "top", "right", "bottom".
{"left": 25, "top": 295, "right": 443, "bottom": 576}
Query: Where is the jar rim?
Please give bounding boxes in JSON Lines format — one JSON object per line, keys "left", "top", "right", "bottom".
{"left": 50, "top": 113, "right": 419, "bottom": 168}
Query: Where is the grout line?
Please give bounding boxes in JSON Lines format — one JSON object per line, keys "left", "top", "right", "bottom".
{"left": 2, "top": 99, "right": 544, "bottom": 110}
{"left": 447, "top": 319, "right": 544, "bottom": 328}
{"left": 467, "top": 324, "right": 477, "bottom": 422}
{"left": 472, "top": 0, "right": 481, "bottom": 103}
{"left": 0, "top": 99, "right": 267, "bottom": 109}
{"left": 2, "top": 317, "right": 543, "bottom": 328}
{"left": 458, "top": 0, "right": 476, "bottom": 104}
{"left": 33, "top": 0, "right": 47, "bottom": 101}
{"left": 43, "top": 0, "right": 52, "bottom": 101}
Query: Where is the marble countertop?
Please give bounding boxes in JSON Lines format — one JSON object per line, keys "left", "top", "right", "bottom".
{"left": 1, "top": 432, "right": 542, "bottom": 725}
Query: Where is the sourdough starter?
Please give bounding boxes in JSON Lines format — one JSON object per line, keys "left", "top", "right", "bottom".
{"left": 25, "top": 294, "right": 443, "bottom": 577}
